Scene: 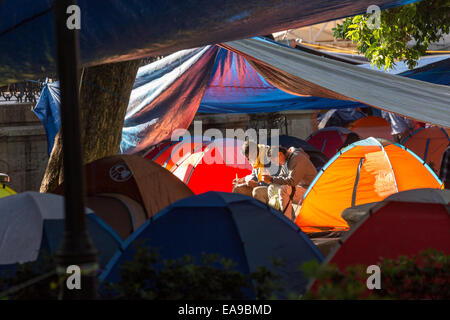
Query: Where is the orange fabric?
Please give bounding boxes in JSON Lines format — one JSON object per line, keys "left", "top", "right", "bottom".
{"left": 348, "top": 116, "right": 392, "bottom": 141}
{"left": 295, "top": 142, "right": 442, "bottom": 233}
{"left": 403, "top": 127, "right": 450, "bottom": 174}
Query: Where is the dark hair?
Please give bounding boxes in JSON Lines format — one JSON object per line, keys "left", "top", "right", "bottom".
{"left": 242, "top": 140, "right": 258, "bottom": 158}
{"left": 278, "top": 146, "right": 288, "bottom": 155}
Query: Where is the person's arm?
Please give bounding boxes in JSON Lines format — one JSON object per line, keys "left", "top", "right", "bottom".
{"left": 271, "top": 154, "right": 304, "bottom": 187}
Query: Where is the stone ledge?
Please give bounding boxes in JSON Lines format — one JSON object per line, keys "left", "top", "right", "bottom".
{"left": 0, "top": 125, "right": 46, "bottom": 137}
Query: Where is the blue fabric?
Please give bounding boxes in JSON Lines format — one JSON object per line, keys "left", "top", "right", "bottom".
{"left": 0, "top": 0, "right": 420, "bottom": 86}
{"left": 100, "top": 191, "right": 323, "bottom": 297}
{"left": 33, "top": 82, "right": 60, "bottom": 155}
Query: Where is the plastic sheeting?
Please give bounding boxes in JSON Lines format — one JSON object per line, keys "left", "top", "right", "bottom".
{"left": 34, "top": 41, "right": 450, "bottom": 155}
{"left": 33, "top": 81, "right": 60, "bottom": 155}
{"left": 224, "top": 38, "right": 450, "bottom": 128}
{"left": 0, "top": 0, "right": 420, "bottom": 86}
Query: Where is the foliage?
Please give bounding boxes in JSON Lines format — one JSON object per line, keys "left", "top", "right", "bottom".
{"left": 302, "top": 249, "right": 450, "bottom": 299}
{"left": 0, "top": 247, "right": 283, "bottom": 300}
{"left": 0, "top": 252, "right": 58, "bottom": 300}
{"left": 101, "top": 246, "right": 282, "bottom": 300}
{"left": 333, "top": 0, "right": 450, "bottom": 70}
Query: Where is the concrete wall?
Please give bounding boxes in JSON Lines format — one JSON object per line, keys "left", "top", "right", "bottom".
{"left": 189, "top": 110, "right": 315, "bottom": 140}
{"left": 0, "top": 103, "right": 48, "bottom": 192}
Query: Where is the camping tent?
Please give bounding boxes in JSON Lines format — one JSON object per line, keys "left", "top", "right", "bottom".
{"left": 0, "top": 192, "right": 122, "bottom": 269}
{"left": 100, "top": 191, "right": 324, "bottom": 297}
{"left": 317, "top": 109, "right": 367, "bottom": 129}
{"left": 145, "top": 138, "right": 252, "bottom": 194}
{"left": 0, "top": 185, "right": 16, "bottom": 199}
{"left": 327, "top": 188, "right": 450, "bottom": 269}
{"left": 347, "top": 116, "right": 393, "bottom": 141}
{"left": 307, "top": 127, "right": 361, "bottom": 159}
{"left": 402, "top": 127, "right": 450, "bottom": 175}
{"left": 53, "top": 155, "right": 194, "bottom": 239}
{"left": 294, "top": 138, "right": 443, "bottom": 233}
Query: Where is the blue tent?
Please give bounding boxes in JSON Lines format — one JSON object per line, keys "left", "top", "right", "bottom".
{"left": 0, "top": 192, "right": 123, "bottom": 273}
{"left": 100, "top": 191, "right": 324, "bottom": 297}
{"left": 0, "top": 0, "right": 420, "bottom": 86}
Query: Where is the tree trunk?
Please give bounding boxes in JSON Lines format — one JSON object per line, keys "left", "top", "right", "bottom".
{"left": 40, "top": 59, "right": 141, "bottom": 192}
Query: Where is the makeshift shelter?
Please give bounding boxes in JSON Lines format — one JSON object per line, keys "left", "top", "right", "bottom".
{"left": 34, "top": 42, "right": 450, "bottom": 155}
{"left": 307, "top": 127, "right": 361, "bottom": 159}
{"left": 295, "top": 138, "right": 443, "bottom": 233}
{"left": 402, "top": 127, "right": 450, "bottom": 175}
{"left": 0, "top": 0, "right": 424, "bottom": 86}
{"left": 328, "top": 188, "right": 450, "bottom": 269}
{"left": 145, "top": 138, "right": 252, "bottom": 194}
{"left": 318, "top": 109, "right": 367, "bottom": 129}
{"left": 53, "top": 155, "right": 193, "bottom": 239}
{"left": 0, "top": 192, "right": 122, "bottom": 269}
{"left": 100, "top": 191, "right": 324, "bottom": 297}
{"left": 268, "top": 135, "right": 329, "bottom": 170}
{"left": 347, "top": 116, "right": 393, "bottom": 141}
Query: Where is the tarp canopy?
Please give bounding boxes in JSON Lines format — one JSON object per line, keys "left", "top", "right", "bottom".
{"left": 34, "top": 39, "right": 450, "bottom": 155}
{"left": 0, "top": 0, "right": 420, "bottom": 86}
{"left": 224, "top": 38, "right": 450, "bottom": 127}
{"left": 100, "top": 191, "right": 324, "bottom": 297}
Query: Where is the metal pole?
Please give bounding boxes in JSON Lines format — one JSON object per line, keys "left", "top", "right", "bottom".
{"left": 53, "top": 0, "right": 98, "bottom": 299}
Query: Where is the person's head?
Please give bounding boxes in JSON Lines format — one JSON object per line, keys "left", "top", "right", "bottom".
{"left": 269, "top": 146, "right": 288, "bottom": 166}
{"left": 242, "top": 140, "right": 259, "bottom": 165}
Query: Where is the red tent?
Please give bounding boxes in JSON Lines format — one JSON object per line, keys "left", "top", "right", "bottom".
{"left": 307, "top": 126, "right": 360, "bottom": 159}
{"left": 145, "top": 138, "right": 252, "bottom": 194}
{"left": 327, "top": 188, "right": 450, "bottom": 269}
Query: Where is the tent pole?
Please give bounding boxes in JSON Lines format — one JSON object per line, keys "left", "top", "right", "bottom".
{"left": 53, "top": 0, "right": 98, "bottom": 299}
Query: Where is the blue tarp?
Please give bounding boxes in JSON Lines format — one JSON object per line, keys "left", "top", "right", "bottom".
{"left": 100, "top": 191, "right": 323, "bottom": 298}
{"left": 0, "top": 0, "right": 420, "bottom": 86}
{"left": 33, "top": 81, "right": 60, "bottom": 154}
{"left": 34, "top": 43, "right": 450, "bottom": 155}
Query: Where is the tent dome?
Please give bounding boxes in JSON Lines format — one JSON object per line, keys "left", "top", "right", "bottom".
{"left": 295, "top": 138, "right": 443, "bottom": 233}
{"left": 307, "top": 126, "right": 360, "bottom": 159}
{"left": 0, "top": 192, "right": 122, "bottom": 270}
{"left": 402, "top": 126, "right": 450, "bottom": 175}
{"left": 100, "top": 191, "right": 323, "bottom": 297}
{"left": 53, "top": 155, "right": 193, "bottom": 239}
{"left": 347, "top": 116, "right": 393, "bottom": 141}
{"left": 145, "top": 138, "right": 252, "bottom": 194}
{"left": 327, "top": 188, "right": 450, "bottom": 269}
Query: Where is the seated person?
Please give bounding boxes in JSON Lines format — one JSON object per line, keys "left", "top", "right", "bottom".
{"left": 262, "top": 146, "right": 318, "bottom": 220}
{"left": 233, "top": 140, "right": 283, "bottom": 204}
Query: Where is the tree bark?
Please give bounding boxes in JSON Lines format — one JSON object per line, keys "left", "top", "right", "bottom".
{"left": 40, "top": 59, "right": 141, "bottom": 192}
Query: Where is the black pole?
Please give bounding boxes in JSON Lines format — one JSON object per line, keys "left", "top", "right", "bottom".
{"left": 53, "top": 0, "right": 98, "bottom": 299}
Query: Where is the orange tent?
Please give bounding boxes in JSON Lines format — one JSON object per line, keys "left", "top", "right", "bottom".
{"left": 347, "top": 116, "right": 393, "bottom": 141}
{"left": 294, "top": 138, "right": 443, "bottom": 234}
{"left": 402, "top": 127, "right": 450, "bottom": 175}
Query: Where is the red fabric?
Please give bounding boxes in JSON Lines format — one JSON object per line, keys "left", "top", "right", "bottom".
{"left": 330, "top": 201, "right": 450, "bottom": 269}
{"left": 307, "top": 130, "right": 346, "bottom": 159}
{"left": 146, "top": 139, "right": 252, "bottom": 194}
